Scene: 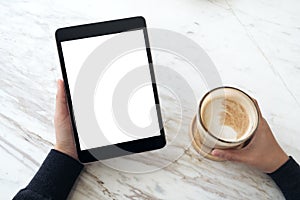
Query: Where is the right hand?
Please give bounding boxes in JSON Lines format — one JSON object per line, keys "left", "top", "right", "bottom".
{"left": 212, "top": 99, "right": 289, "bottom": 173}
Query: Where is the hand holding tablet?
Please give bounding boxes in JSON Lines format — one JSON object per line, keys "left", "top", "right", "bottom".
{"left": 55, "top": 17, "right": 166, "bottom": 163}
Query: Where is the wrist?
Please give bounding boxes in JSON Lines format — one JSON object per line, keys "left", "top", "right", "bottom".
{"left": 54, "top": 144, "right": 78, "bottom": 160}
{"left": 266, "top": 151, "right": 289, "bottom": 173}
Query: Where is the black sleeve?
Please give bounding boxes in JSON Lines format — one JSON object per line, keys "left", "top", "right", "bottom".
{"left": 268, "top": 156, "right": 300, "bottom": 200}
{"left": 13, "top": 149, "right": 84, "bottom": 200}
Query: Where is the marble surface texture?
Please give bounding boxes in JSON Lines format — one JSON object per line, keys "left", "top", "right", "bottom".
{"left": 1, "top": 0, "right": 300, "bottom": 199}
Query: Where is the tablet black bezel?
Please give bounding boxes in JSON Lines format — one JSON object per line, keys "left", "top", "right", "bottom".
{"left": 55, "top": 16, "right": 166, "bottom": 163}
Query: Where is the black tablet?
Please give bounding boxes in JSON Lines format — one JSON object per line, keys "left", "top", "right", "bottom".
{"left": 55, "top": 16, "right": 166, "bottom": 163}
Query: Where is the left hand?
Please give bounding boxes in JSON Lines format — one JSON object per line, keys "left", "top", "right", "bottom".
{"left": 54, "top": 79, "right": 78, "bottom": 160}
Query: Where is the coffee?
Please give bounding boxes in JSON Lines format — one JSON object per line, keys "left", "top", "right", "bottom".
{"left": 191, "top": 87, "right": 259, "bottom": 161}
{"left": 201, "top": 96, "right": 251, "bottom": 141}
{"left": 196, "top": 87, "right": 258, "bottom": 148}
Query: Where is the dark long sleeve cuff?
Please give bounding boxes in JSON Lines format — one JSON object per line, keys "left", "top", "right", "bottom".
{"left": 268, "top": 156, "right": 300, "bottom": 200}
{"left": 14, "top": 149, "right": 84, "bottom": 200}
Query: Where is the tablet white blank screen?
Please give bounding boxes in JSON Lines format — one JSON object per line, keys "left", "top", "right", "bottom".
{"left": 61, "top": 30, "right": 160, "bottom": 150}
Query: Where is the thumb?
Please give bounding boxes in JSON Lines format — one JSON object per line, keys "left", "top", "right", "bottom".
{"left": 212, "top": 149, "right": 247, "bottom": 163}
{"left": 55, "top": 80, "right": 68, "bottom": 117}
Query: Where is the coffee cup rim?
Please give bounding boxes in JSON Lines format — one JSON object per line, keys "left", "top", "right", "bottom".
{"left": 197, "top": 86, "right": 260, "bottom": 144}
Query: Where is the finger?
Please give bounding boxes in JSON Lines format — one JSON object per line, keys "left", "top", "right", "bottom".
{"left": 251, "top": 98, "right": 262, "bottom": 119}
{"left": 211, "top": 149, "right": 247, "bottom": 163}
{"left": 251, "top": 98, "right": 265, "bottom": 140}
{"left": 55, "top": 79, "right": 68, "bottom": 117}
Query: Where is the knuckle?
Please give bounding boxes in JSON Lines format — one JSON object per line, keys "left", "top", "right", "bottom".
{"left": 225, "top": 154, "right": 234, "bottom": 161}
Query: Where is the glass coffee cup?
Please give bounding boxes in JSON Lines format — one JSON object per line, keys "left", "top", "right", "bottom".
{"left": 191, "top": 87, "right": 259, "bottom": 160}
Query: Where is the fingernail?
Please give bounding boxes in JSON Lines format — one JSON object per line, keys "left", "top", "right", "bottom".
{"left": 211, "top": 149, "right": 219, "bottom": 156}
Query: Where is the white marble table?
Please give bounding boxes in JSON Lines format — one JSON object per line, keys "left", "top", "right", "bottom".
{"left": 1, "top": 0, "right": 300, "bottom": 199}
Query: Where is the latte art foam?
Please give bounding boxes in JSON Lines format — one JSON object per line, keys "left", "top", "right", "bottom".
{"left": 220, "top": 98, "right": 249, "bottom": 139}
{"left": 202, "top": 97, "right": 250, "bottom": 141}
